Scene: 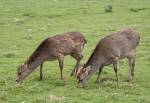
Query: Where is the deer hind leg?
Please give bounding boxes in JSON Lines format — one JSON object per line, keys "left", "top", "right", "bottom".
{"left": 127, "top": 56, "right": 135, "bottom": 81}
{"left": 39, "top": 63, "right": 43, "bottom": 80}
{"left": 70, "top": 53, "right": 83, "bottom": 77}
{"left": 57, "top": 54, "right": 65, "bottom": 83}
{"left": 113, "top": 58, "right": 120, "bottom": 85}
{"left": 95, "top": 66, "right": 104, "bottom": 83}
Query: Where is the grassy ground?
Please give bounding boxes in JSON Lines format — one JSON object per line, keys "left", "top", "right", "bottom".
{"left": 0, "top": 0, "right": 150, "bottom": 103}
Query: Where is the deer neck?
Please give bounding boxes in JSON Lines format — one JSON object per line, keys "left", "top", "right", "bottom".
{"left": 28, "top": 58, "right": 43, "bottom": 70}
{"left": 84, "top": 52, "right": 106, "bottom": 75}
{"left": 26, "top": 53, "right": 45, "bottom": 71}
{"left": 85, "top": 51, "right": 105, "bottom": 67}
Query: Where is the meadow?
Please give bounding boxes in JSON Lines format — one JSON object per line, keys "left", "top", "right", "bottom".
{"left": 0, "top": 0, "right": 150, "bottom": 103}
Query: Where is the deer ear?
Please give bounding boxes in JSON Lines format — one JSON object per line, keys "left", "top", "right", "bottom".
{"left": 85, "top": 66, "right": 91, "bottom": 75}
{"left": 76, "top": 66, "right": 82, "bottom": 76}
{"left": 87, "top": 66, "right": 91, "bottom": 71}
{"left": 82, "top": 68, "right": 86, "bottom": 73}
{"left": 24, "top": 63, "right": 28, "bottom": 69}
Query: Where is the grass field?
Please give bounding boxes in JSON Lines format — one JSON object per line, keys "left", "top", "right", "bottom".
{"left": 0, "top": 0, "right": 150, "bottom": 103}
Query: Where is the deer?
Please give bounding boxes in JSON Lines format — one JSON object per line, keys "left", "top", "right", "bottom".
{"left": 76, "top": 29, "right": 140, "bottom": 88}
{"left": 16, "top": 32, "right": 87, "bottom": 84}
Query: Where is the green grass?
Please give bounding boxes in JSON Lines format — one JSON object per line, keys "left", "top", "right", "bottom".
{"left": 0, "top": 0, "right": 150, "bottom": 103}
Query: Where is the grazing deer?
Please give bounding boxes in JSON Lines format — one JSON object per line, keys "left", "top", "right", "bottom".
{"left": 16, "top": 32, "right": 87, "bottom": 84}
{"left": 76, "top": 29, "right": 140, "bottom": 88}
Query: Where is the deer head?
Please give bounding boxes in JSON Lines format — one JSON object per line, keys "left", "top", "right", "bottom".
{"left": 16, "top": 63, "right": 32, "bottom": 83}
{"left": 76, "top": 66, "right": 91, "bottom": 88}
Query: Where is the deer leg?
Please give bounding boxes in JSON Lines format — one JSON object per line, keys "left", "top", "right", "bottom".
{"left": 113, "top": 59, "right": 119, "bottom": 86}
{"left": 95, "top": 66, "right": 103, "bottom": 83}
{"left": 127, "top": 57, "right": 135, "bottom": 81}
{"left": 70, "top": 60, "right": 80, "bottom": 77}
{"left": 131, "top": 58, "right": 135, "bottom": 77}
{"left": 58, "top": 54, "right": 65, "bottom": 83}
{"left": 70, "top": 54, "right": 83, "bottom": 77}
{"left": 39, "top": 63, "right": 43, "bottom": 80}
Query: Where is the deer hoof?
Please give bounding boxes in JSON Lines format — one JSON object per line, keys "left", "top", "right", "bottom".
{"left": 126, "top": 77, "right": 133, "bottom": 82}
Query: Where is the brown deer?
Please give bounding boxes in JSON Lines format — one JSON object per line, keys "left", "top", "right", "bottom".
{"left": 76, "top": 29, "right": 140, "bottom": 88}
{"left": 16, "top": 32, "right": 87, "bottom": 84}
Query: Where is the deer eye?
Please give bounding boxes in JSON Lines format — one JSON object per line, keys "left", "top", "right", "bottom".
{"left": 77, "top": 76, "right": 79, "bottom": 79}
{"left": 77, "top": 74, "right": 81, "bottom": 80}
{"left": 18, "top": 72, "right": 21, "bottom": 75}
{"left": 78, "top": 78, "right": 83, "bottom": 83}
{"left": 79, "top": 79, "right": 83, "bottom": 82}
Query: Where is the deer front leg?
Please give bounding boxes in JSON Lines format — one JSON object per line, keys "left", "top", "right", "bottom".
{"left": 127, "top": 57, "right": 135, "bottom": 81}
{"left": 113, "top": 59, "right": 120, "bottom": 86}
{"left": 39, "top": 63, "right": 43, "bottom": 80}
{"left": 95, "top": 66, "right": 104, "bottom": 84}
{"left": 70, "top": 54, "right": 83, "bottom": 77}
{"left": 58, "top": 54, "right": 65, "bottom": 84}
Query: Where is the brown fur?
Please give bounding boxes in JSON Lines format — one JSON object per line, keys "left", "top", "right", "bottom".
{"left": 16, "top": 32, "right": 87, "bottom": 83}
{"left": 76, "top": 29, "right": 140, "bottom": 88}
